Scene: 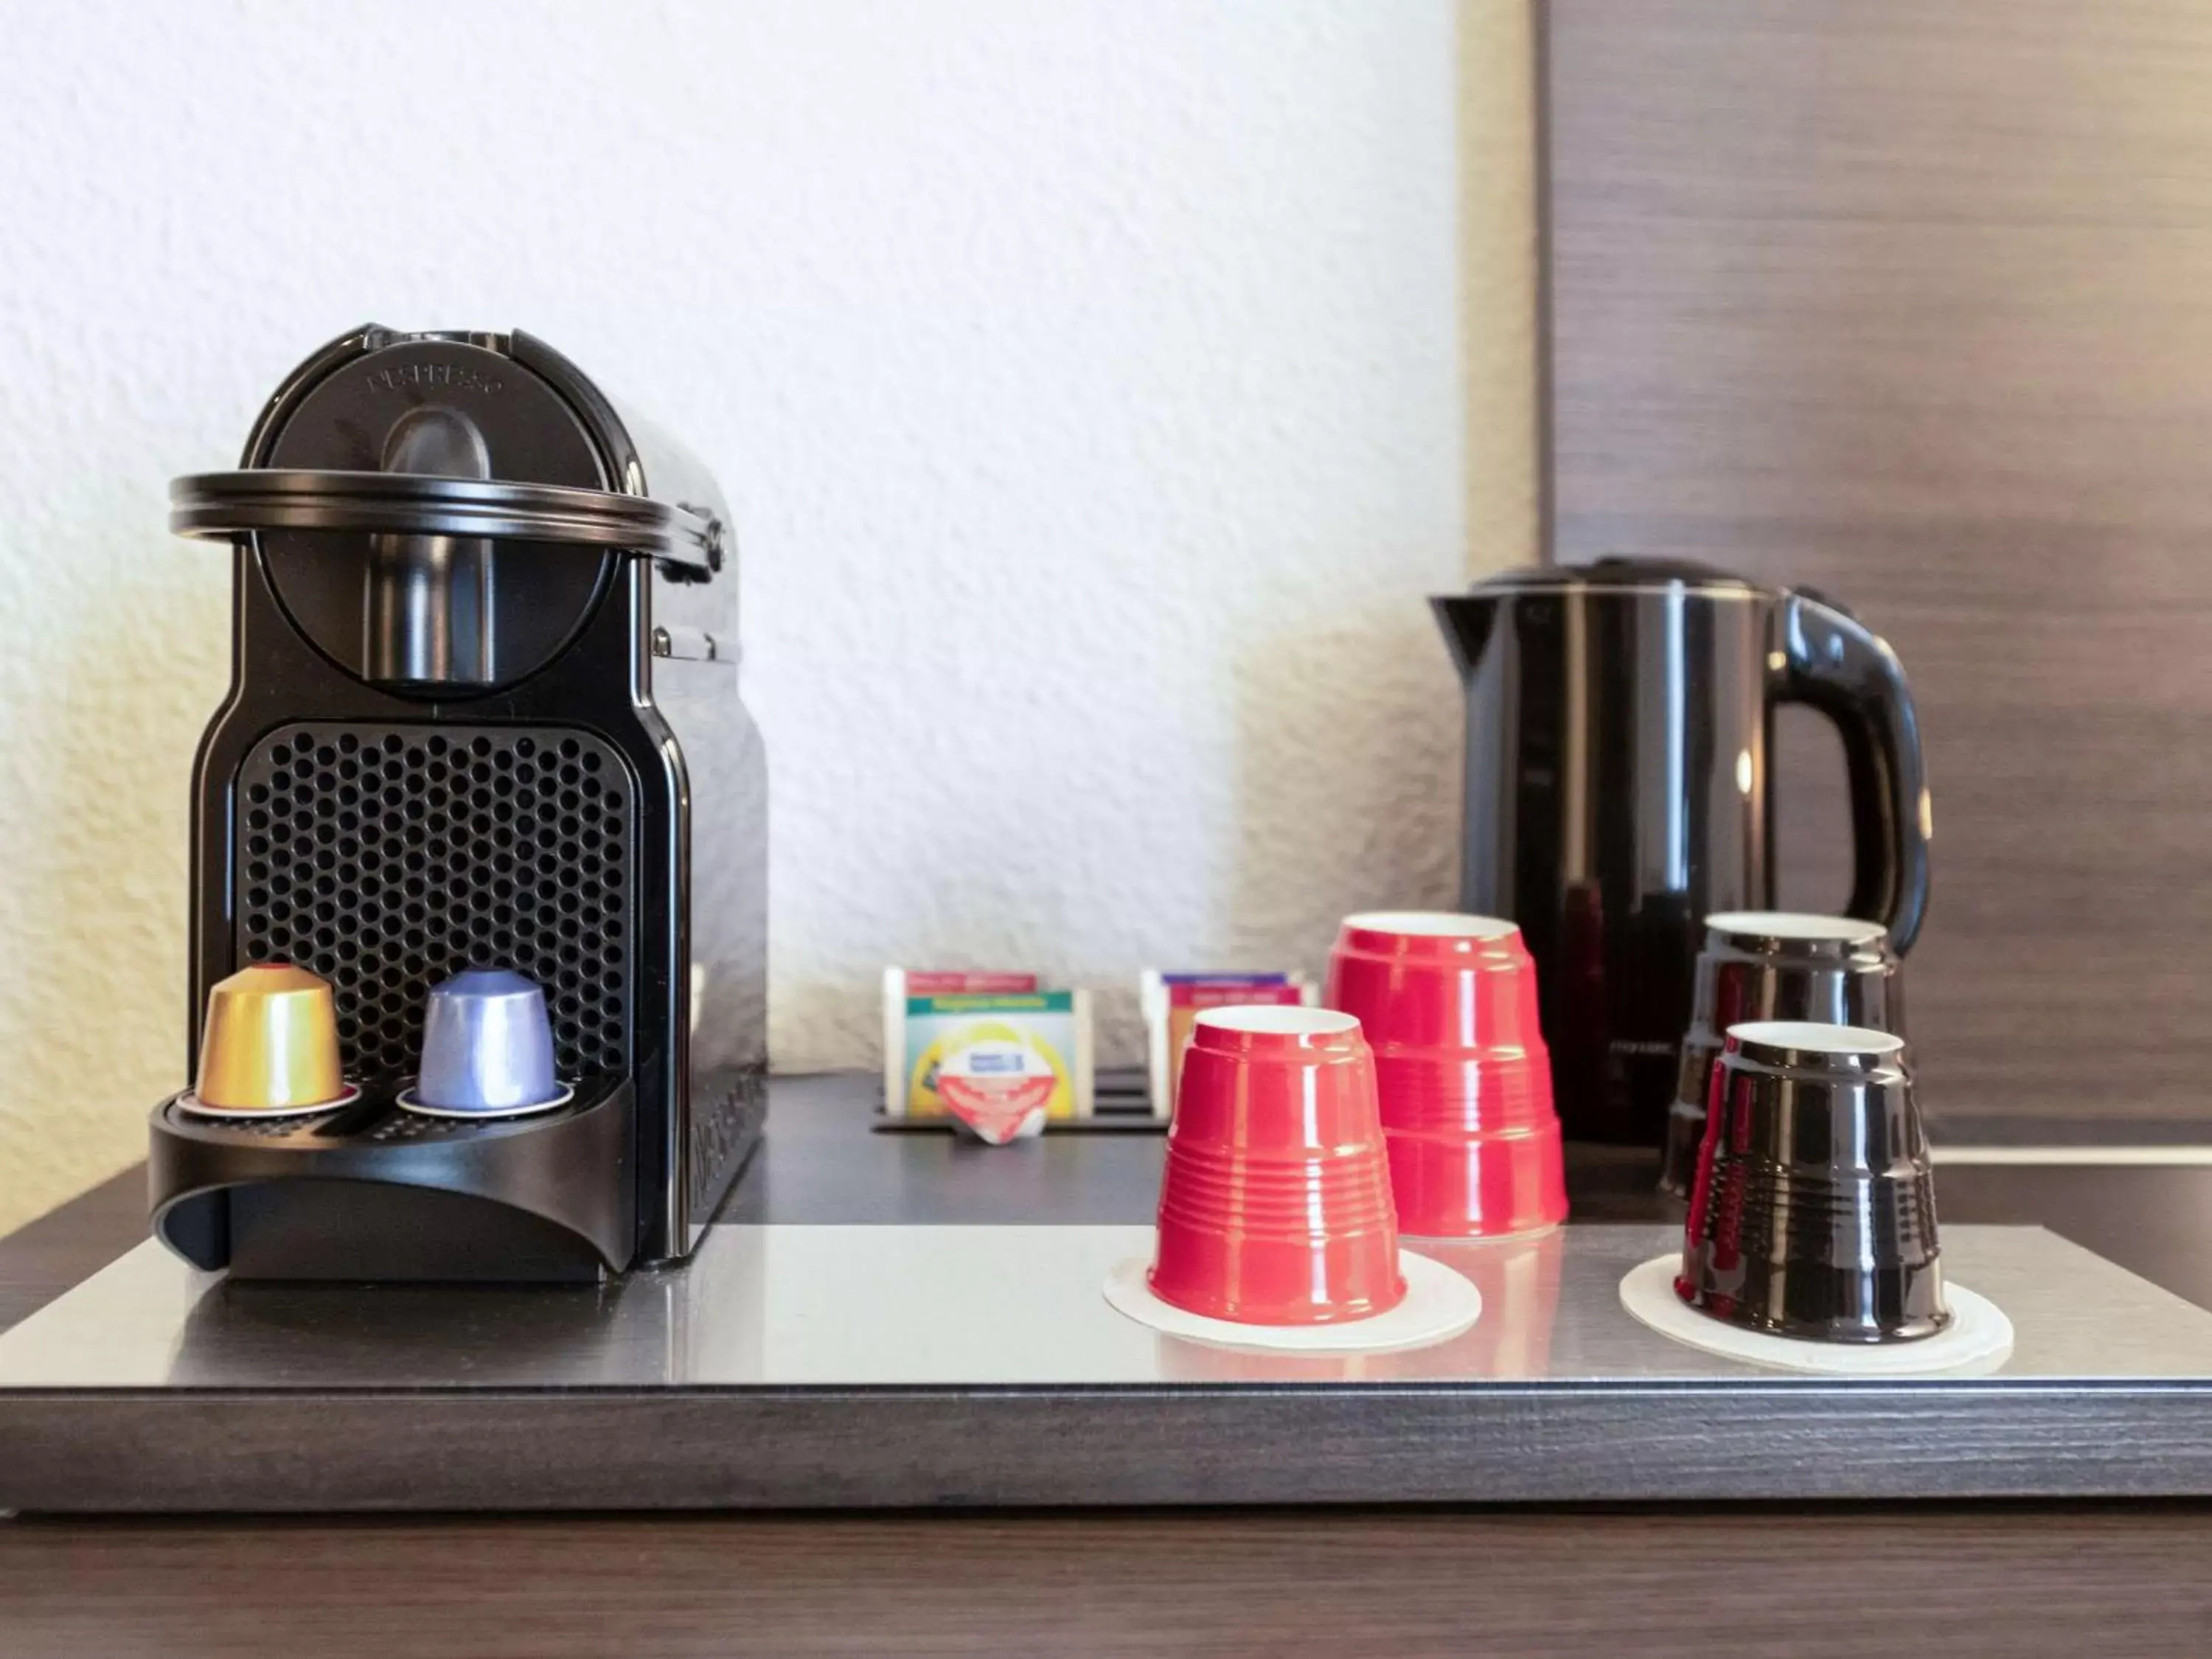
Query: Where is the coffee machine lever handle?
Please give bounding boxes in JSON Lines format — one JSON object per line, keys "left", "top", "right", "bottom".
{"left": 1772, "top": 592, "right": 1933, "bottom": 954}
{"left": 168, "top": 470, "right": 720, "bottom": 577}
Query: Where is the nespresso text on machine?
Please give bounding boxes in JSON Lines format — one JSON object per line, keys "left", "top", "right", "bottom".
{"left": 148, "top": 325, "right": 768, "bottom": 1281}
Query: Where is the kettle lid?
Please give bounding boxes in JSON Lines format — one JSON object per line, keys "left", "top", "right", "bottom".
{"left": 1464, "top": 555, "right": 1763, "bottom": 597}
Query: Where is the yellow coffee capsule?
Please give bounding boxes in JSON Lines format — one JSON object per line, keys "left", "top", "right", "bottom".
{"left": 194, "top": 963, "right": 347, "bottom": 1110}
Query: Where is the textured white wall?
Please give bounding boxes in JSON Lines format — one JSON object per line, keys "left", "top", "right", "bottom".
{"left": 0, "top": 0, "right": 1537, "bottom": 1232}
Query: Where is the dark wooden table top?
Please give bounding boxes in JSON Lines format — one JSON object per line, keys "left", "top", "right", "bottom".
{"left": 8, "top": 1121, "right": 2212, "bottom": 1656}
{"left": 2, "top": 1503, "right": 2208, "bottom": 1659}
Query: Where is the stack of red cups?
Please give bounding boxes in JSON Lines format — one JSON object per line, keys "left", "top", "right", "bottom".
{"left": 1325, "top": 911, "right": 1568, "bottom": 1239}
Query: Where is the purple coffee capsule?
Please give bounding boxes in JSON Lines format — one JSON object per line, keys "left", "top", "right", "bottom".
{"left": 403, "top": 968, "right": 571, "bottom": 1117}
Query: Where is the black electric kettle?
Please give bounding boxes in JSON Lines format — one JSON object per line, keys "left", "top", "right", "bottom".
{"left": 1432, "top": 557, "right": 1930, "bottom": 1146}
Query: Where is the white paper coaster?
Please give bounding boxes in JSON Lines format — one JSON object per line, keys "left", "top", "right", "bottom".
{"left": 1618, "top": 1253, "right": 2014, "bottom": 1376}
{"left": 1104, "top": 1249, "right": 1483, "bottom": 1354}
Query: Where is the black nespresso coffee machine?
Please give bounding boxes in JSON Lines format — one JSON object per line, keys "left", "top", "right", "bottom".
{"left": 148, "top": 326, "right": 768, "bottom": 1281}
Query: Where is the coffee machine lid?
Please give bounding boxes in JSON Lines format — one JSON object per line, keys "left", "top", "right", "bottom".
{"left": 167, "top": 327, "right": 721, "bottom": 694}
{"left": 1465, "top": 556, "right": 1764, "bottom": 597}
{"left": 173, "top": 330, "right": 716, "bottom": 570}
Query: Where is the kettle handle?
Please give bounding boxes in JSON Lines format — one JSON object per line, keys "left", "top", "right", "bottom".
{"left": 1770, "top": 591, "right": 1932, "bottom": 954}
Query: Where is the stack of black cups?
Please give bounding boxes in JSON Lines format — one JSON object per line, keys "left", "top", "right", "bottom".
{"left": 1668, "top": 914, "right": 1944, "bottom": 1345}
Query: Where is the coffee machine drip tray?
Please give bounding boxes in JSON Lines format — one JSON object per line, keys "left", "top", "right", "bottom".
{"left": 148, "top": 1074, "right": 637, "bottom": 1283}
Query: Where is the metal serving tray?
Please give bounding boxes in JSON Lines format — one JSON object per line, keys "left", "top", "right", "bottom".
{"left": 4, "top": 1077, "right": 2212, "bottom": 1512}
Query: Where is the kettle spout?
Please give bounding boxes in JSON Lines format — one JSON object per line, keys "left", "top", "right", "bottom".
{"left": 1430, "top": 594, "right": 1499, "bottom": 677}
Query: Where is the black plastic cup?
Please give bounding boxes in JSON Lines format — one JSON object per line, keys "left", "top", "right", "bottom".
{"left": 1660, "top": 913, "right": 1902, "bottom": 1197}
{"left": 1675, "top": 1020, "right": 1948, "bottom": 1343}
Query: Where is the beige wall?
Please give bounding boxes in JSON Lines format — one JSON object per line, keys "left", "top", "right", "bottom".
{"left": 1459, "top": 0, "right": 1543, "bottom": 582}
{"left": 0, "top": 1, "right": 1538, "bottom": 1237}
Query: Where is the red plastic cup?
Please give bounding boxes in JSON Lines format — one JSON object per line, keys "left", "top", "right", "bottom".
{"left": 1148, "top": 1005, "right": 1406, "bottom": 1325}
{"left": 1326, "top": 911, "right": 1568, "bottom": 1239}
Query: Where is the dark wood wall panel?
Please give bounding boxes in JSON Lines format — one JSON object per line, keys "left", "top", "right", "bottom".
{"left": 1545, "top": 0, "right": 2212, "bottom": 1125}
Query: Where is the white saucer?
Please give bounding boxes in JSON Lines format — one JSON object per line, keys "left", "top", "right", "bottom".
{"left": 395, "top": 1083, "right": 577, "bottom": 1121}
{"left": 1104, "top": 1248, "right": 1483, "bottom": 1354}
{"left": 1618, "top": 1253, "right": 2014, "bottom": 1376}
{"left": 173, "top": 1083, "right": 361, "bottom": 1121}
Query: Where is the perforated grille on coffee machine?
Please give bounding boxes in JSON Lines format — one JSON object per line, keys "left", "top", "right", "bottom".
{"left": 232, "top": 723, "right": 638, "bottom": 1082}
